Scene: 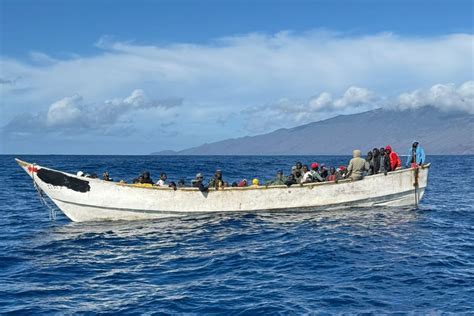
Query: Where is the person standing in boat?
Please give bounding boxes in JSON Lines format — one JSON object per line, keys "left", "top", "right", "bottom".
{"left": 366, "top": 151, "right": 374, "bottom": 175}
{"left": 385, "top": 145, "right": 401, "bottom": 171}
{"left": 378, "top": 148, "right": 391, "bottom": 175}
{"left": 208, "top": 170, "right": 225, "bottom": 190}
{"left": 371, "top": 148, "right": 381, "bottom": 174}
{"left": 346, "top": 149, "right": 370, "bottom": 181}
{"left": 406, "top": 141, "right": 426, "bottom": 167}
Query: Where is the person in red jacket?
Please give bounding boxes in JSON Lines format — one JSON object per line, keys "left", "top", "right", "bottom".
{"left": 385, "top": 145, "right": 401, "bottom": 171}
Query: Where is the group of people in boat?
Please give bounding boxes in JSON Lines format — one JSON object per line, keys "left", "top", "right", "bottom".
{"left": 77, "top": 142, "right": 425, "bottom": 191}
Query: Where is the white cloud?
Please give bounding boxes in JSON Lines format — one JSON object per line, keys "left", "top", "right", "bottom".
{"left": 0, "top": 31, "right": 472, "bottom": 152}
{"left": 47, "top": 95, "right": 83, "bottom": 126}
{"left": 243, "top": 81, "right": 474, "bottom": 133}
{"left": 1, "top": 31, "right": 472, "bottom": 110}
{"left": 395, "top": 81, "right": 474, "bottom": 113}
{"left": 2, "top": 89, "right": 182, "bottom": 135}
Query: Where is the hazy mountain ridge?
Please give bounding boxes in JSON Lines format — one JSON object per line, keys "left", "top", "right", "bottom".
{"left": 152, "top": 106, "right": 474, "bottom": 155}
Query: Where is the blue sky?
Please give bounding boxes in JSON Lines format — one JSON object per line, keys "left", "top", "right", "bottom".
{"left": 1, "top": 0, "right": 473, "bottom": 154}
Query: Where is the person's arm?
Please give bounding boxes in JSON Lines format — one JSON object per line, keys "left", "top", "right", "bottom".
{"left": 419, "top": 148, "right": 426, "bottom": 164}
{"left": 198, "top": 182, "right": 208, "bottom": 192}
{"left": 347, "top": 160, "right": 353, "bottom": 177}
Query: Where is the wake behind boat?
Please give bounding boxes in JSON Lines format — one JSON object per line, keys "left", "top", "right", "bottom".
{"left": 15, "top": 158, "right": 430, "bottom": 222}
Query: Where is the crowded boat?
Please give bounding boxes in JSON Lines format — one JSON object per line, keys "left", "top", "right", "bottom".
{"left": 77, "top": 142, "right": 426, "bottom": 192}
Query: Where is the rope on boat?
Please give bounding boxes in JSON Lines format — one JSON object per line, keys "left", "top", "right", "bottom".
{"left": 31, "top": 165, "right": 57, "bottom": 221}
{"left": 413, "top": 165, "right": 420, "bottom": 208}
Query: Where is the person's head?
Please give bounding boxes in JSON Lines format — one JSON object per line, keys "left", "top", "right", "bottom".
{"left": 143, "top": 171, "right": 150, "bottom": 179}
{"left": 372, "top": 148, "right": 380, "bottom": 156}
{"left": 320, "top": 164, "right": 326, "bottom": 170}
{"left": 412, "top": 141, "right": 419, "bottom": 148}
{"left": 215, "top": 170, "right": 222, "bottom": 179}
{"left": 277, "top": 170, "right": 284, "bottom": 179}
{"left": 178, "top": 179, "right": 185, "bottom": 187}
{"left": 380, "top": 147, "right": 385, "bottom": 155}
{"left": 231, "top": 181, "right": 238, "bottom": 187}
{"left": 302, "top": 165, "right": 309, "bottom": 173}
{"left": 311, "top": 162, "right": 319, "bottom": 171}
{"left": 339, "top": 166, "right": 346, "bottom": 172}
{"left": 195, "top": 173, "right": 204, "bottom": 181}
{"left": 291, "top": 166, "right": 297, "bottom": 173}
{"left": 252, "top": 178, "right": 259, "bottom": 186}
{"left": 385, "top": 145, "right": 392, "bottom": 153}
{"left": 160, "top": 172, "right": 167, "bottom": 180}
{"left": 295, "top": 161, "right": 302, "bottom": 169}
{"left": 287, "top": 173, "right": 295, "bottom": 180}
{"left": 330, "top": 167, "right": 336, "bottom": 174}
{"left": 352, "top": 149, "right": 361, "bottom": 158}
{"left": 366, "top": 151, "right": 373, "bottom": 160}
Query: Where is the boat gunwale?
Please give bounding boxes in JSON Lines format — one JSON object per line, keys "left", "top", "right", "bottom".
{"left": 15, "top": 158, "right": 430, "bottom": 192}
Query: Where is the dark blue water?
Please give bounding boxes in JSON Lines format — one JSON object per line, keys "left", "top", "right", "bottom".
{"left": 1, "top": 155, "right": 473, "bottom": 314}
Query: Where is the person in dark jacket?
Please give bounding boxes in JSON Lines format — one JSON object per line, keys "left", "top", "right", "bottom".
{"left": 378, "top": 148, "right": 391, "bottom": 175}
{"left": 285, "top": 174, "right": 298, "bottom": 187}
{"left": 192, "top": 173, "right": 208, "bottom": 192}
{"left": 366, "top": 151, "right": 374, "bottom": 175}
{"left": 102, "top": 171, "right": 113, "bottom": 181}
{"left": 141, "top": 171, "right": 154, "bottom": 184}
{"left": 319, "top": 164, "right": 329, "bottom": 179}
{"left": 291, "top": 166, "right": 303, "bottom": 183}
{"left": 372, "top": 148, "right": 381, "bottom": 174}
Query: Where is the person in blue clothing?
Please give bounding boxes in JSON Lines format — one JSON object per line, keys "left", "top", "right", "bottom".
{"left": 406, "top": 141, "right": 426, "bottom": 167}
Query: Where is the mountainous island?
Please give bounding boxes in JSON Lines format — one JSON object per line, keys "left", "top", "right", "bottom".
{"left": 152, "top": 106, "right": 473, "bottom": 155}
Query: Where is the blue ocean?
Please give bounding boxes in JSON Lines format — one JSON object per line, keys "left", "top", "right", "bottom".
{"left": 0, "top": 155, "right": 473, "bottom": 314}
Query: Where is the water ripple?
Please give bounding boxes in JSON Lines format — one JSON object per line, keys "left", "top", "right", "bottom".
{"left": 0, "top": 155, "right": 473, "bottom": 313}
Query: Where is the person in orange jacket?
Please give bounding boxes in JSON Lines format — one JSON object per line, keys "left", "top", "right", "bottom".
{"left": 385, "top": 145, "right": 401, "bottom": 171}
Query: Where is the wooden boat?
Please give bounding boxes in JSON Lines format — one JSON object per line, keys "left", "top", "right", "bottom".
{"left": 16, "top": 158, "right": 430, "bottom": 222}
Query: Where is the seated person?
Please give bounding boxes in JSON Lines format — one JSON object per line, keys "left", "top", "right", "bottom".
{"left": 156, "top": 172, "right": 168, "bottom": 186}
{"left": 301, "top": 165, "right": 313, "bottom": 183}
{"left": 265, "top": 170, "right": 286, "bottom": 186}
{"left": 191, "top": 173, "right": 208, "bottom": 192}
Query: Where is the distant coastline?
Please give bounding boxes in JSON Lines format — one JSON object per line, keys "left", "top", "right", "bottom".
{"left": 152, "top": 106, "right": 474, "bottom": 156}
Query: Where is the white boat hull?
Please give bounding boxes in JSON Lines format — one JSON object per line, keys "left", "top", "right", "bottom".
{"left": 16, "top": 158, "right": 429, "bottom": 222}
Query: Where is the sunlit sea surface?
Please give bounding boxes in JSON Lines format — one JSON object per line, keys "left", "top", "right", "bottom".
{"left": 0, "top": 155, "right": 473, "bottom": 314}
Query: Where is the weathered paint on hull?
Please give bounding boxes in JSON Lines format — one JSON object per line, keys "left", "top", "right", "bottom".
{"left": 16, "top": 158, "right": 429, "bottom": 222}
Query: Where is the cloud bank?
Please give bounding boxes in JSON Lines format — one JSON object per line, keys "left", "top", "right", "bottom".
{"left": 243, "top": 81, "right": 474, "bottom": 132}
{"left": 1, "top": 30, "right": 473, "bottom": 152}
{"left": 3, "top": 90, "right": 182, "bottom": 135}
